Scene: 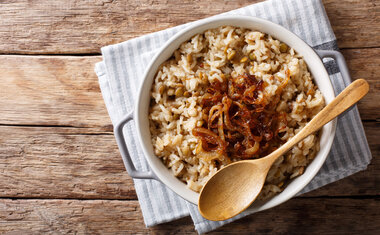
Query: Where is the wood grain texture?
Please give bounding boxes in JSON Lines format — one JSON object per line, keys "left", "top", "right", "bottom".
{"left": 0, "top": 0, "right": 378, "bottom": 54}
{"left": 0, "top": 122, "right": 378, "bottom": 200}
{"left": 0, "top": 55, "right": 110, "bottom": 129}
{"left": 342, "top": 48, "right": 380, "bottom": 120}
{"left": 0, "top": 0, "right": 379, "bottom": 233}
{"left": 0, "top": 198, "right": 379, "bottom": 234}
{"left": 0, "top": 126, "right": 136, "bottom": 200}
{"left": 0, "top": 48, "right": 378, "bottom": 130}
{"left": 323, "top": 0, "right": 380, "bottom": 48}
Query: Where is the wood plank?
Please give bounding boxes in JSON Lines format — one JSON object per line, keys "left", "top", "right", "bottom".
{"left": 0, "top": 0, "right": 378, "bottom": 54}
{"left": 0, "top": 55, "right": 111, "bottom": 129}
{"left": 0, "top": 198, "right": 379, "bottom": 234}
{"left": 0, "top": 122, "right": 378, "bottom": 200}
{"left": 0, "top": 126, "right": 137, "bottom": 200}
{"left": 342, "top": 48, "right": 380, "bottom": 120}
{"left": 323, "top": 0, "right": 380, "bottom": 49}
{"left": 0, "top": 199, "right": 147, "bottom": 234}
{"left": 209, "top": 198, "right": 380, "bottom": 234}
{"left": 0, "top": 49, "right": 378, "bottom": 129}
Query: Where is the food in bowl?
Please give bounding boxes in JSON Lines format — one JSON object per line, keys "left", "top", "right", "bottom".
{"left": 148, "top": 26, "right": 325, "bottom": 200}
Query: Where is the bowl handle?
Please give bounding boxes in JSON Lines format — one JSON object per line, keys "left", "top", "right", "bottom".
{"left": 316, "top": 50, "right": 352, "bottom": 86}
{"left": 114, "top": 111, "right": 157, "bottom": 180}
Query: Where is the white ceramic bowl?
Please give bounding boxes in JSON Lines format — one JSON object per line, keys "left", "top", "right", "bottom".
{"left": 128, "top": 16, "right": 337, "bottom": 210}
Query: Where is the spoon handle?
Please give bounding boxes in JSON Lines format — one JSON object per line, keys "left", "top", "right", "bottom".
{"left": 267, "top": 78, "right": 369, "bottom": 162}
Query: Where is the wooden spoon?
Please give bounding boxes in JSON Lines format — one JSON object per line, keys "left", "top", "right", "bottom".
{"left": 198, "top": 79, "right": 369, "bottom": 221}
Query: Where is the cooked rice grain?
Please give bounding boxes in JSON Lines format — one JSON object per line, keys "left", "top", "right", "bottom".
{"left": 149, "top": 26, "right": 324, "bottom": 199}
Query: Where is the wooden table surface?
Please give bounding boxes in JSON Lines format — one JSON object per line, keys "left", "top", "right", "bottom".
{"left": 1, "top": 0, "right": 379, "bottom": 234}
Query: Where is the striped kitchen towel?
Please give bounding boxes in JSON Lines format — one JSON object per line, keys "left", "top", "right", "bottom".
{"left": 94, "top": 0, "right": 372, "bottom": 233}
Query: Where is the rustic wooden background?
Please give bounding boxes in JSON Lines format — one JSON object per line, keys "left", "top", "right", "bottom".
{"left": 0, "top": 0, "right": 379, "bottom": 234}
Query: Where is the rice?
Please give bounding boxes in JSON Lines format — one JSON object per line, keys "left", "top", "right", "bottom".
{"left": 149, "top": 26, "right": 324, "bottom": 200}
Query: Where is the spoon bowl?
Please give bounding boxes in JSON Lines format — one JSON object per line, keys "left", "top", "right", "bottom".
{"left": 198, "top": 79, "right": 369, "bottom": 221}
{"left": 199, "top": 159, "right": 272, "bottom": 220}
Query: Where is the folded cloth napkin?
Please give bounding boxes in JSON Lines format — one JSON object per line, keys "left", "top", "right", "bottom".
{"left": 95, "top": 0, "right": 372, "bottom": 233}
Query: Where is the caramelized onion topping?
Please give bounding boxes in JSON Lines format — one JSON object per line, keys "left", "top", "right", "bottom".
{"left": 192, "top": 72, "right": 289, "bottom": 160}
